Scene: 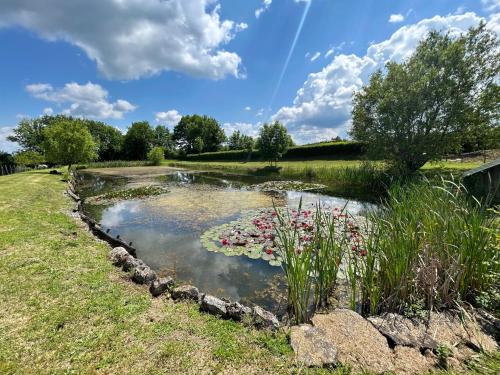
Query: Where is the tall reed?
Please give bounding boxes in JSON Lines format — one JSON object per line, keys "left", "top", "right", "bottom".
{"left": 357, "top": 179, "right": 499, "bottom": 314}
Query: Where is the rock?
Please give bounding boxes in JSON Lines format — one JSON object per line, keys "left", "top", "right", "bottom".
{"left": 392, "top": 346, "right": 434, "bottom": 375}
{"left": 369, "top": 311, "right": 498, "bottom": 354}
{"left": 49, "top": 169, "right": 62, "bottom": 175}
{"left": 122, "top": 256, "right": 146, "bottom": 272}
{"left": 226, "top": 302, "right": 252, "bottom": 321}
{"left": 149, "top": 277, "right": 174, "bottom": 297}
{"left": 290, "top": 324, "right": 337, "bottom": 367}
{"left": 109, "top": 247, "right": 130, "bottom": 267}
{"left": 251, "top": 305, "right": 280, "bottom": 331}
{"left": 368, "top": 313, "right": 439, "bottom": 349}
{"left": 171, "top": 285, "right": 200, "bottom": 302}
{"left": 132, "top": 265, "right": 157, "bottom": 285}
{"left": 200, "top": 295, "right": 228, "bottom": 316}
{"left": 312, "top": 309, "right": 395, "bottom": 374}
{"left": 473, "top": 308, "right": 500, "bottom": 342}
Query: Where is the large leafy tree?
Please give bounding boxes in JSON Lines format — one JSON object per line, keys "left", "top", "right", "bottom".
{"left": 13, "top": 150, "right": 45, "bottom": 166}
{"left": 173, "top": 115, "right": 226, "bottom": 153}
{"left": 256, "top": 121, "right": 292, "bottom": 165}
{"left": 43, "top": 119, "right": 96, "bottom": 170}
{"left": 152, "top": 125, "right": 174, "bottom": 155}
{"left": 123, "top": 121, "right": 155, "bottom": 160}
{"left": 351, "top": 23, "right": 499, "bottom": 172}
{"left": 228, "top": 131, "right": 254, "bottom": 151}
{"left": 8, "top": 115, "right": 124, "bottom": 161}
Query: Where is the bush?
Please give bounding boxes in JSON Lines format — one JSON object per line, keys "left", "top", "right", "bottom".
{"left": 147, "top": 147, "right": 165, "bottom": 166}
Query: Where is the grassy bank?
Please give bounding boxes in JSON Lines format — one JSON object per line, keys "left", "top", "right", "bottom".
{"left": 0, "top": 171, "right": 299, "bottom": 374}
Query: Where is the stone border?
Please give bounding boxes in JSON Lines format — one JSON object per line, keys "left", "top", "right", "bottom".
{"left": 66, "top": 172, "right": 280, "bottom": 331}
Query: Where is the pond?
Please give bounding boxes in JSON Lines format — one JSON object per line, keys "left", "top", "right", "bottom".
{"left": 77, "top": 167, "right": 374, "bottom": 314}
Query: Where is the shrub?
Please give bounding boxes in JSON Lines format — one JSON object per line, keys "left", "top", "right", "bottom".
{"left": 147, "top": 147, "right": 165, "bottom": 166}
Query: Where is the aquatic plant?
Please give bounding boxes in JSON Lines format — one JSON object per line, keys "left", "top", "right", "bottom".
{"left": 87, "top": 185, "right": 168, "bottom": 204}
{"left": 354, "top": 179, "right": 500, "bottom": 315}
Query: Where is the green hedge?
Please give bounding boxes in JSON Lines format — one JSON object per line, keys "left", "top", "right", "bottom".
{"left": 183, "top": 141, "right": 366, "bottom": 161}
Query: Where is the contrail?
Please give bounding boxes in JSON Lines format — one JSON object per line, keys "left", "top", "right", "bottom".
{"left": 269, "top": 0, "right": 312, "bottom": 112}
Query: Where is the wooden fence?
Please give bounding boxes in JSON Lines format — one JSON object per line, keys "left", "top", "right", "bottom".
{"left": 0, "top": 164, "right": 29, "bottom": 176}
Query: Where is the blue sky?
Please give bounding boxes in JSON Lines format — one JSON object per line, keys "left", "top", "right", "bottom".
{"left": 0, "top": 0, "right": 499, "bottom": 152}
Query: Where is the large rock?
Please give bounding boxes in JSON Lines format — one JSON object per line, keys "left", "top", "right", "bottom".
{"left": 392, "top": 346, "right": 435, "bottom": 375}
{"left": 226, "top": 302, "right": 252, "bottom": 321}
{"left": 290, "top": 324, "right": 337, "bottom": 367}
{"left": 368, "top": 311, "right": 498, "bottom": 353}
{"left": 312, "top": 309, "right": 395, "bottom": 374}
{"left": 251, "top": 305, "right": 280, "bottom": 331}
{"left": 132, "top": 265, "right": 157, "bottom": 285}
{"left": 149, "top": 277, "right": 174, "bottom": 297}
{"left": 122, "top": 256, "right": 146, "bottom": 272}
{"left": 109, "top": 247, "right": 131, "bottom": 267}
{"left": 200, "top": 295, "right": 228, "bottom": 317}
{"left": 368, "top": 313, "right": 438, "bottom": 349}
{"left": 171, "top": 285, "right": 201, "bottom": 302}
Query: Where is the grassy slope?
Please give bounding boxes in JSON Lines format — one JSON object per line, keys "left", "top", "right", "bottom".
{"left": 0, "top": 171, "right": 301, "bottom": 375}
{"left": 1, "top": 170, "right": 497, "bottom": 374}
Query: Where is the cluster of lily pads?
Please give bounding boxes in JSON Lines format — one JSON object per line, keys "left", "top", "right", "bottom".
{"left": 86, "top": 185, "right": 169, "bottom": 205}
{"left": 201, "top": 205, "right": 341, "bottom": 267}
{"left": 250, "top": 180, "right": 326, "bottom": 192}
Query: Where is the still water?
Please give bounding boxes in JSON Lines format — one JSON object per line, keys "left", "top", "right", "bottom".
{"left": 78, "top": 168, "right": 373, "bottom": 313}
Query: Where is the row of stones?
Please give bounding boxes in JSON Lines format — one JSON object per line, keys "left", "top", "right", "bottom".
{"left": 109, "top": 247, "right": 280, "bottom": 330}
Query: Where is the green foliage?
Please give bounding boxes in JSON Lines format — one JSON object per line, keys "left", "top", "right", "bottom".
{"left": 184, "top": 141, "right": 365, "bottom": 161}
{"left": 228, "top": 131, "right": 254, "bottom": 151}
{"left": 123, "top": 121, "right": 154, "bottom": 160}
{"left": 173, "top": 115, "right": 226, "bottom": 153}
{"left": 8, "top": 115, "right": 125, "bottom": 161}
{"left": 153, "top": 126, "right": 174, "bottom": 155}
{"left": 356, "top": 180, "right": 500, "bottom": 314}
{"left": 0, "top": 151, "right": 14, "bottom": 165}
{"left": 256, "top": 121, "right": 291, "bottom": 165}
{"left": 351, "top": 23, "right": 499, "bottom": 172}
{"left": 193, "top": 136, "right": 204, "bottom": 154}
{"left": 42, "top": 119, "right": 96, "bottom": 168}
{"left": 147, "top": 146, "right": 165, "bottom": 166}
{"left": 13, "top": 150, "right": 45, "bottom": 166}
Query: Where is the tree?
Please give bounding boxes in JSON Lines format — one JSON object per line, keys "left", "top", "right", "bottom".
{"left": 123, "top": 121, "right": 155, "bottom": 160}
{"left": 13, "top": 150, "right": 45, "bottom": 166}
{"left": 147, "top": 146, "right": 165, "bottom": 166}
{"left": 0, "top": 151, "right": 14, "bottom": 165}
{"left": 42, "top": 120, "right": 96, "bottom": 170}
{"left": 351, "top": 23, "right": 499, "bottom": 172}
{"left": 7, "top": 116, "right": 49, "bottom": 153}
{"left": 193, "top": 137, "right": 204, "bottom": 154}
{"left": 8, "top": 115, "right": 124, "bottom": 161}
{"left": 256, "top": 121, "right": 291, "bottom": 165}
{"left": 152, "top": 125, "right": 174, "bottom": 156}
{"left": 173, "top": 115, "right": 226, "bottom": 153}
{"left": 228, "top": 131, "right": 254, "bottom": 151}
{"left": 84, "top": 119, "right": 124, "bottom": 161}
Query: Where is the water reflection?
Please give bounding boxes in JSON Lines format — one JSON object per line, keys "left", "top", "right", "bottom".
{"left": 80, "top": 170, "right": 374, "bottom": 311}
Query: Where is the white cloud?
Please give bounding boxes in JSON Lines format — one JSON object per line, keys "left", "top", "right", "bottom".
{"left": 325, "top": 42, "right": 345, "bottom": 58}
{"left": 273, "top": 12, "right": 497, "bottom": 144}
{"left": 0, "top": 126, "right": 18, "bottom": 153}
{"left": 310, "top": 52, "right": 321, "bottom": 61}
{"left": 482, "top": 0, "right": 500, "bottom": 12}
{"left": 256, "top": 108, "right": 265, "bottom": 117}
{"left": 222, "top": 122, "right": 261, "bottom": 138}
{"left": 26, "top": 82, "right": 136, "bottom": 119}
{"left": 155, "top": 109, "right": 182, "bottom": 127}
{"left": 389, "top": 14, "right": 405, "bottom": 23}
{"left": 0, "top": 0, "right": 244, "bottom": 80}
{"left": 42, "top": 107, "right": 53, "bottom": 116}
{"left": 255, "top": 0, "right": 272, "bottom": 18}
{"left": 244, "top": 106, "right": 252, "bottom": 111}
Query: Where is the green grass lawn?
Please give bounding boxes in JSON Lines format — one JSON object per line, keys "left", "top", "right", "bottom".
{"left": 1, "top": 170, "right": 497, "bottom": 374}
{"left": 0, "top": 170, "right": 301, "bottom": 374}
